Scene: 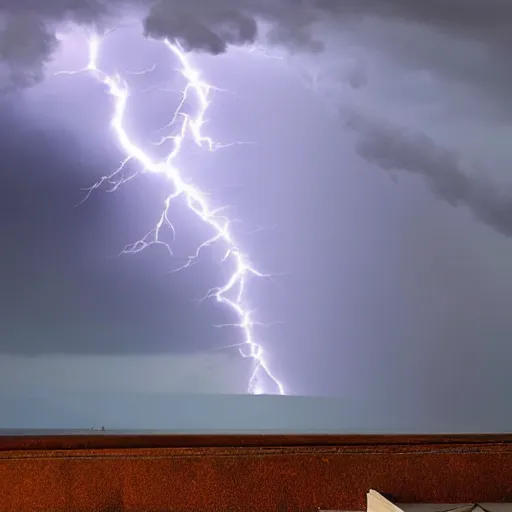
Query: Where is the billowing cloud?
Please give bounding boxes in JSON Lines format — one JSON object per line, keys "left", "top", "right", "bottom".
{"left": 1, "top": 0, "right": 508, "bottom": 92}
{"left": 140, "top": 0, "right": 512, "bottom": 55}
{"left": 0, "top": 0, "right": 325, "bottom": 83}
{"left": 0, "top": 14, "right": 58, "bottom": 91}
{"left": 345, "top": 110, "right": 512, "bottom": 238}
{"left": 0, "top": 0, "right": 123, "bottom": 91}
{"left": 143, "top": 0, "right": 259, "bottom": 54}
{"left": 317, "top": 0, "right": 512, "bottom": 42}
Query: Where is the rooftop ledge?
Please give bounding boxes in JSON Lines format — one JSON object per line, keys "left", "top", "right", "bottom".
{"left": 1, "top": 433, "right": 512, "bottom": 512}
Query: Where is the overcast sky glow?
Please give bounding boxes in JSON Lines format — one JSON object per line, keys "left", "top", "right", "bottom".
{"left": 1, "top": 0, "right": 512, "bottom": 431}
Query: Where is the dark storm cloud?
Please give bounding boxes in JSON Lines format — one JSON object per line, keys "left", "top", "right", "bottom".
{"left": 143, "top": 0, "right": 512, "bottom": 55}
{"left": 143, "top": 1, "right": 259, "bottom": 54}
{"left": 0, "top": 0, "right": 114, "bottom": 19}
{"left": 0, "top": 14, "right": 58, "bottom": 91}
{"left": 136, "top": 0, "right": 324, "bottom": 53}
{"left": 320, "top": 0, "right": 512, "bottom": 44}
{"left": 345, "top": 110, "right": 512, "bottom": 238}
{"left": 2, "top": 0, "right": 509, "bottom": 90}
{"left": 0, "top": 0, "right": 125, "bottom": 90}
{"left": 141, "top": 0, "right": 512, "bottom": 120}
{"left": 0, "top": 0, "right": 323, "bottom": 75}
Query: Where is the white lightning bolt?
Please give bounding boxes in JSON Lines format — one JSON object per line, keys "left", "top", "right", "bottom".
{"left": 58, "top": 30, "right": 284, "bottom": 395}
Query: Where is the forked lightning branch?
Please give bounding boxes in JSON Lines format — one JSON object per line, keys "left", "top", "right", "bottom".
{"left": 56, "top": 28, "right": 285, "bottom": 395}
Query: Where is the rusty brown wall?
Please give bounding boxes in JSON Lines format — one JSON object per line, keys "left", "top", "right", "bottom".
{"left": 1, "top": 434, "right": 512, "bottom": 512}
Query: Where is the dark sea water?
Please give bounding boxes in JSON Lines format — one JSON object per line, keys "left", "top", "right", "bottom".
{"left": 1, "top": 394, "right": 509, "bottom": 434}
{"left": 0, "top": 429, "right": 156, "bottom": 435}
{"left": 0, "top": 428, "right": 290, "bottom": 435}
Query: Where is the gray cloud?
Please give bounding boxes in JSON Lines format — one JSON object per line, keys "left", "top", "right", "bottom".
{"left": 143, "top": 0, "right": 258, "bottom": 54}
{"left": 0, "top": 14, "right": 58, "bottom": 91}
{"left": 0, "top": 0, "right": 510, "bottom": 91}
{"left": 345, "top": 110, "right": 512, "bottom": 238}
{"left": 141, "top": 0, "right": 512, "bottom": 63}
{"left": 346, "top": 61, "right": 367, "bottom": 90}
{"left": 319, "top": 0, "right": 512, "bottom": 41}
{"left": 139, "top": 0, "right": 325, "bottom": 54}
{"left": 0, "top": 0, "right": 125, "bottom": 90}
{"left": 0, "top": 0, "right": 312, "bottom": 90}
{"left": 0, "top": 0, "right": 124, "bottom": 22}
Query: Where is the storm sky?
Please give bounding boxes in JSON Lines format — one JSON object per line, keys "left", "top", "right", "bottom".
{"left": 1, "top": 1, "right": 512, "bottom": 430}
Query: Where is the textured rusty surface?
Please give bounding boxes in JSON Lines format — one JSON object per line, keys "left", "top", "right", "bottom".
{"left": 1, "top": 434, "right": 512, "bottom": 512}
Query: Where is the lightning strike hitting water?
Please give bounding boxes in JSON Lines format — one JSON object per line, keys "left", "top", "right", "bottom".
{"left": 58, "top": 31, "right": 285, "bottom": 395}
